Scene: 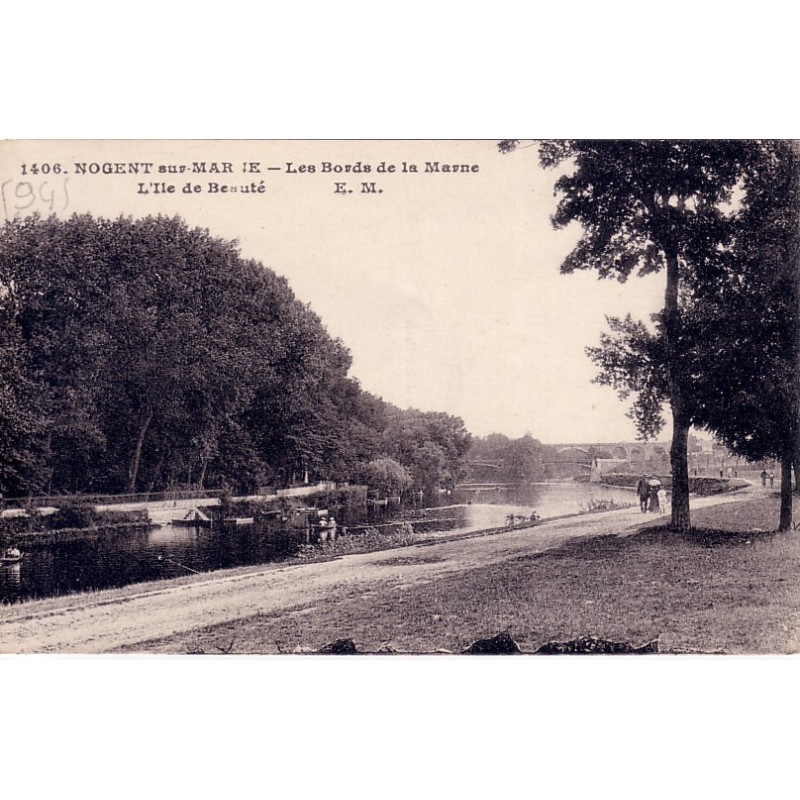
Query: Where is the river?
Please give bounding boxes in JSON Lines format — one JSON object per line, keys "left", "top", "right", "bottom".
{"left": 0, "top": 481, "right": 635, "bottom": 604}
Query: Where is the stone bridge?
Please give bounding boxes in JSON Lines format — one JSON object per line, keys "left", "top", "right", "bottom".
{"left": 549, "top": 442, "right": 670, "bottom": 465}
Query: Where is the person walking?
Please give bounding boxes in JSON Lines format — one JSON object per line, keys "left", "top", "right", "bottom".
{"left": 769, "top": 471, "right": 775, "bottom": 488}
{"left": 761, "top": 470, "right": 768, "bottom": 487}
{"left": 636, "top": 476, "right": 649, "bottom": 513}
{"left": 648, "top": 483, "right": 661, "bottom": 513}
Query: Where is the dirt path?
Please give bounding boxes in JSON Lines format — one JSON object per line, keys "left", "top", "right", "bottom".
{"left": 0, "top": 486, "right": 755, "bottom": 653}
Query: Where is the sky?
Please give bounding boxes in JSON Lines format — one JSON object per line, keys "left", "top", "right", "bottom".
{"left": 0, "top": 140, "right": 668, "bottom": 443}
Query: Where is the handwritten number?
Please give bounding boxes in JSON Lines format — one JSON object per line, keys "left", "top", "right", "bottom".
{"left": 0, "top": 180, "right": 10, "bottom": 221}
{"left": 0, "top": 178, "right": 70, "bottom": 220}
{"left": 14, "top": 182, "right": 36, "bottom": 210}
{"left": 39, "top": 182, "right": 56, "bottom": 212}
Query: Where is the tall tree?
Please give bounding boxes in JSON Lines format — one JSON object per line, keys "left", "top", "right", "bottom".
{"left": 0, "top": 213, "right": 476, "bottom": 498}
{"left": 526, "top": 140, "right": 753, "bottom": 531}
{"left": 0, "top": 305, "right": 43, "bottom": 496}
{"left": 356, "top": 457, "right": 412, "bottom": 498}
{"left": 580, "top": 141, "right": 800, "bottom": 531}
{"left": 0, "top": 214, "right": 355, "bottom": 494}
{"left": 683, "top": 140, "right": 800, "bottom": 530}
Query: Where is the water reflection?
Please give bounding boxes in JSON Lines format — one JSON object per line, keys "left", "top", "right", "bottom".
{"left": 455, "top": 482, "right": 636, "bottom": 521}
{"left": 0, "top": 522, "right": 303, "bottom": 605}
{"left": 1, "top": 563, "right": 21, "bottom": 589}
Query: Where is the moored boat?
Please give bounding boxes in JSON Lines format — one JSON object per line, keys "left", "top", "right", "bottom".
{"left": 1, "top": 547, "right": 24, "bottom": 564}
{"left": 171, "top": 508, "right": 212, "bottom": 527}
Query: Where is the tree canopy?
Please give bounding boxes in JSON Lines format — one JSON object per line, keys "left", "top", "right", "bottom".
{"left": 524, "top": 140, "right": 799, "bottom": 531}
{"left": 525, "top": 140, "right": 783, "bottom": 532}
{"left": 0, "top": 214, "right": 471, "bottom": 498}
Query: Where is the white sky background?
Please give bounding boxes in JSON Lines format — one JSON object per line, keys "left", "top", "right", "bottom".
{"left": 1, "top": 139, "right": 666, "bottom": 443}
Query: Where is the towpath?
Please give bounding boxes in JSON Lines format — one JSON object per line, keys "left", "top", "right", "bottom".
{"left": 0, "top": 485, "right": 755, "bottom": 654}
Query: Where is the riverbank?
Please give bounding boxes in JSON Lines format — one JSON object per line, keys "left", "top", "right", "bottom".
{"left": 1, "top": 481, "right": 785, "bottom": 654}
{"left": 130, "top": 489, "right": 799, "bottom": 656}
{"left": 0, "top": 483, "right": 641, "bottom": 604}
{"left": 597, "top": 473, "right": 748, "bottom": 496}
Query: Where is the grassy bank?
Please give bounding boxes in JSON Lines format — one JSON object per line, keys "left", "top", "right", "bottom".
{"left": 124, "top": 491, "right": 800, "bottom": 655}
{"left": 1, "top": 503, "right": 148, "bottom": 542}
{"left": 598, "top": 473, "right": 747, "bottom": 496}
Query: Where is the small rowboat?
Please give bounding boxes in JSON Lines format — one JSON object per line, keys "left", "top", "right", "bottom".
{"left": 171, "top": 508, "right": 212, "bottom": 527}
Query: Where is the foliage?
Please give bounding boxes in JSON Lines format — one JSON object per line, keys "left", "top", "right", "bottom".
{"left": 467, "top": 432, "right": 547, "bottom": 483}
{"left": 293, "top": 524, "right": 419, "bottom": 561}
{"left": 356, "top": 457, "right": 412, "bottom": 498}
{"left": 0, "top": 214, "right": 473, "bottom": 499}
{"left": 685, "top": 142, "right": 799, "bottom": 459}
{"left": 46, "top": 500, "right": 145, "bottom": 530}
{"left": 0, "top": 304, "right": 44, "bottom": 495}
{"left": 579, "top": 141, "right": 799, "bottom": 529}
{"left": 585, "top": 315, "right": 667, "bottom": 440}
{"left": 684, "top": 141, "right": 800, "bottom": 529}
{"left": 581, "top": 498, "right": 634, "bottom": 514}
{"left": 534, "top": 140, "right": 761, "bottom": 532}
{"left": 48, "top": 499, "right": 100, "bottom": 530}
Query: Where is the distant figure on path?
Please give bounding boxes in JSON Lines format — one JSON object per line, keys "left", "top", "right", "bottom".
{"left": 648, "top": 486, "right": 660, "bottom": 513}
{"left": 726, "top": 467, "right": 733, "bottom": 479}
{"left": 761, "top": 470, "right": 768, "bottom": 487}
{"left": 636, "top": 477, "right": 649, "bottom": 513}
{"left": 657, "top": 488, "right": 668, "bottom": 516}
{"left": 647, "top": 479, "right": 661, "bottom": 513}
{"left": 769, "top": 471, "right": 775, "bottom": 488}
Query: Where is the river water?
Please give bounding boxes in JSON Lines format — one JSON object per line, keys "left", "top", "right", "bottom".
{"left": 0, "top": 481, "right": 635, "bottom": 604}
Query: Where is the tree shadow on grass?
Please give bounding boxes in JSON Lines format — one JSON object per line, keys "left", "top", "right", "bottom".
{"left": 663, "top": 526, "right": 780, "bottom": 549}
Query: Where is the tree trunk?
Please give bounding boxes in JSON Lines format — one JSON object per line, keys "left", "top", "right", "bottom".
{"left": 670, "top": 415, "right": 691, "bottom": 532}
{"left": 779, "top": 453, "right": 793, "bottom": 531}
{"left": 791, "top": 140, "right": 800, "bottom": 499}
{"left": 127, "top": 408, "right": 153, "bottom": 493}
{"left": 145, "top": 455, "right": 164, "bottom": 497}
{"left": 663, "top": 241, "right": 691, "bottom": 533}
{"left": 44, "top": 429, "right": 54, "bottom": 495}
{"left": 197, "top": 457, "right": 208, "bottom": 490}
{"left": 793, "top": 442, "right": 800, "bottom": 493}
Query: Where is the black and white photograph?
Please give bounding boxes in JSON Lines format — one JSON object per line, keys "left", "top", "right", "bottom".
{"left": 0, "top": 139, "right": 797, "bottom": 657}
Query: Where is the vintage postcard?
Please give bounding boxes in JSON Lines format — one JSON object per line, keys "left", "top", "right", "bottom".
{"left": 0, "top": 139, "right": 797, "bottom": 655}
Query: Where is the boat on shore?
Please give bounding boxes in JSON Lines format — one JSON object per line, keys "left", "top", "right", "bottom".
{"left": 171, "top": 508, "right": 213, "bottom": 527}
{"left": 1, "top": 548, "right": 24, "bottom": 564}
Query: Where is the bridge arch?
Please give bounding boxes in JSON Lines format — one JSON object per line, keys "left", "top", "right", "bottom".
{"left": 611, "top": 445, "right": 629, "bottom": 461}
{"left": 629, "top": 445, "right": 646, "bottom": 464}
